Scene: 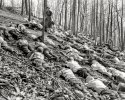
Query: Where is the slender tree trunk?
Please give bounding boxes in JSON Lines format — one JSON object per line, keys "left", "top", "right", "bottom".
{"left": 61, "top": 2, "right": 64, "bottom": 28}
{"left": 71, "top": 0, "right": 76, "bottom": 36}
{"left": 76, "top": 0, "right": 80, "bottom": 32}
{"left": 106, "top": 1, "right": 110, "bottom": 43}
{"left": 68, "top": 0, "right": 72, "bottom": 30}
{"left": 121, "top": 0, "right": 124, "bottom": 51}
{"left": 93, "top": 0, "right": 96, "bottom": 43}
{"left": 28, "top": 0, "right": 31, "bottom": 21}
{"left": 25, "top": 0, "right": 29, "bottom": 15}
{"left": 80, "top": 14, "right": 84, "bottom": 32}
{"left": 90, "top": 3, "right": 93, "bottom": 37}
{"left": 0, "top": 0, "right": 3, "bottom": 9}
{"left": 116, "top": 0, "right": 121, "bottom": 50}
{"left": 59, "top": 13, "right": 62, "bottom": 26}
{"left": 55, "top": 0, "right": 60, "bottom": 25}
{"left": 68, "top": 9, "right": 72, "bottom": 30}
{"left": 113, "top": 7, "right": 116, "bottom": 47}
{"left": 96, "top": 0, "right": 98, "bottom": 35}
{"left": 41, "top": 0, "right": 47, "bottom": 43}
{"left": 110, "top": 1, "right": 113, "bottom": 39}
{"left": 101, "top": 0, "right": 105, "bottom": 44}
{"left": 102, "top": 1, "right": 105, "bottom": 44}
{"left": 64, "top": 0, "right": 67, "bottom": 30}
{"left": 95, "top": 0, "right": 98, "bottom": 44}
{"left": 84, "top": 0, "right": 88, "bottom": 35}
{"left": 31, "top": 0, "right": 33, "bottom": 16}
{"left": 21, "top": 0, "right": 24, "bottom": 15}
{"left": 59, "top": 2, "right": 64, "bottom": 26}
{"left": 99, "top": 0, "right": 103, "bottom": 45}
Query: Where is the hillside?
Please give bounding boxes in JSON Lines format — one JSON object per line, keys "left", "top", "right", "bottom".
{"left": 0, "top": 10, "right": 125, "bottom": 100}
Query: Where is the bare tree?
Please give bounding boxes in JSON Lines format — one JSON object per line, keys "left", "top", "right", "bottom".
{"left": 93, "top": 0, "right": 96, "bottom": 43}
{"left": 109, "top": 1, "right": 113, "bottom": 40}
{"left": 41, "top": 0, "right": 47, "bottom": 43}
{"left": 59, "top": 1, "right": 64, "bottom": 26}
{"left": 71, "top": 0, "right": 76, "bottom": 36}
{"left": 31, "top": 0, "right": 33, "bottom": 16}
{"left": 28, "top": 0, "right": 31, "bottom": 21}
{"left": 0, "top": 0, "right": 3, "bottom": 9}
{"left": 68, "top": 0, "right": 72, "bottom": 30}
{"left": 116, "top": 0, "right": 121, "bottom": 50}
{"left": 25, "top": 0, "right": 29, "bottom": 15}
{"left": 76, "top": 0, "right": 80, "bottom": 33}
{"left": 121, "top": 0, "right": 124, "bottom": 51}
{"left": 21, "top": 0, "right": 24, "bottom": 15}
{"left": 64, "top": 0, "right": 67, "bottom": 30}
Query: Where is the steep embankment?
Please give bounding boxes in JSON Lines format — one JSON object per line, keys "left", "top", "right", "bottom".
{"left": 0, "top": 10, "right": 125, "bottom": 100}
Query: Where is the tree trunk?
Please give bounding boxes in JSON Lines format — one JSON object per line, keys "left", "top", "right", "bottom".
{"left": 116, "top": 0, "right": 121, "bottom": 50}
{"left": 80, "top": 14, "right": 84, "bottom": 32}
{"left": 0, "top": 0, "right": 3, "bottom": 9}
{"left": 68, "top": 9, "right": 72, "bottom": 30}
{"left": 41, "top": 0, "right": 47, "bottom": 43}
{"left": 28, "top": 0, "right": 31, "bottom": 21}
{"left": 95, "top": 0, "right": 98, "bottom": 44}
{"left": 25, "top": 0, "right": 29, "bottom": 15}
{"left": 110, "top": 1, "right": 113, "bottom": 39}
{"left": 59, "top": 13, "right": 62, "bottom": 26}
{"left": 106, "top": 1, "right": 111, "bottom": 43}
{"left": 121, "top": 0, "right": 124, "bottom": 51}
{"left": 21, "top": 0, "right": 24, "bottom": 15}
{"left": 68, "top": 0, "right": 72, "bottom": 30}
{"left": 102, "top": 1, "right": 105, "bottom": 44}
{"left": 31, "top": 0, "right": 33, "bottom": 16}
{"left": 64, "top": 0, "right": 67, "bottom": 30}
{"left": 59, "top": 2, "right": 64, "bottom": 26}
{"left": 90, "top": 3, "right": 93, "bottom": 38}
{"left": 93, "top": 0, "right": 96, "bottom": 43}
{"left": 71, "top": 0, "right": 76, "bottom": 36}
{"left": 76, "top": 0, "right": 80, "bottom": 33}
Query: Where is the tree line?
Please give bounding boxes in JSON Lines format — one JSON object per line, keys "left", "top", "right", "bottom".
{"left": 54, "top": 0, "right": 124, "bottom": 51}
{"left": 0, "top": 0, "right": 125, "bottom": 51}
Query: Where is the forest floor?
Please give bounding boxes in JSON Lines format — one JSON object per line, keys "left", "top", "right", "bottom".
{"left": 0, "top": 10, "right": 25, "bottom": 24}
{"left": 0, "top": 9, "right": 125, "bottom": 100}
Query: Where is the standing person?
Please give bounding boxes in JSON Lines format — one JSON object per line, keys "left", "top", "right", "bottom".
{"left": 38, "top": 7, "right": 54, "bottom": 42}
{"left": 41, "top": 7, "right": 54, "bottom": 32}
{"left": 46, "top": 7, "right": 52, "bottom": 17}
{"left": 45, "top": 7, "right": 53, "bottom": 32}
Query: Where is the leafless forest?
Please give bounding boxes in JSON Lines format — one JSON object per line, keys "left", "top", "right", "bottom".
{"left": 0, "top": 0, "right": 125, "bottom": 100}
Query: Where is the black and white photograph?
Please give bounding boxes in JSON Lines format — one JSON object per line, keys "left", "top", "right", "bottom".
{"left": 0, "top": 0, "right": 125, "bottom": 100}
